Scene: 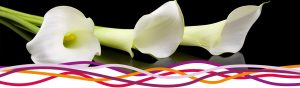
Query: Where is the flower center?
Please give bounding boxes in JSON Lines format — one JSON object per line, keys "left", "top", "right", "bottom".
{"left": 63, "top": 32, "right": 77, "bottom": 48}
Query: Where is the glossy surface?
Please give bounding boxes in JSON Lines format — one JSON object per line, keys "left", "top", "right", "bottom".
{"left": 94, "top": 46, "right": 245, "bottom": 69}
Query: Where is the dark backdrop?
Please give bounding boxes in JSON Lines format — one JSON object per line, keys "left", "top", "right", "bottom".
{"left": 0, "top": 0, "right": 298, "bottom": 66}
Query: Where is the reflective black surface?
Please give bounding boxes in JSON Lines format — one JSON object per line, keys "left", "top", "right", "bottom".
{"left": 1, "top": 0, "right": 299, "bottom": 67}
{"left": 94, "top": 46, "right": 246, "bottom": 69}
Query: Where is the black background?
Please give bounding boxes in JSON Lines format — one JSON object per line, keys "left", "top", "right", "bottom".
{"left": 0, "top": 0, "right": 299, "bottom": 66}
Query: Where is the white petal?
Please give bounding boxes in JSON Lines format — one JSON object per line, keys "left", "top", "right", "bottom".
{"left": 182, "top": 3, "right": 265, "bottom": 55}
{"left": 208, "top": 4, "right": 264, "bottom": 55}
{"left": 26, "top": 6, "right": 100, "bottom": 64}
{"left": 133, "top": 1, "right": 184, "bottom": 59}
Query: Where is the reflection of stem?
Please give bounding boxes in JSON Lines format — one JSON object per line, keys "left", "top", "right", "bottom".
{"left": 9, "top": 20, "right": 33, "bottom": 32}
{"left": 93, "top": 47, "right": 150, "bottom": 70}
{"left": 0, "top": 19, "right": 32, "bottom": 41}
{"left": 209, "top": 52, "right": 246, "bottom": 65}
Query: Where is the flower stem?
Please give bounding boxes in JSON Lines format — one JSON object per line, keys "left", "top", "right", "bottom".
{"left": 181, "top": 20, "right": 225, "bottom": 48}
{"left": 0, "top": 6, "right": 43, "bottom": 25}
{"left": 94, "top": 27, "right": 134, "bottom": 57}
{"left": 0, "top": 12, "right": 39, "bottom": 33}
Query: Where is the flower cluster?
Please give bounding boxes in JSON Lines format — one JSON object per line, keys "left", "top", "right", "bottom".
{"left": 0, "top": 1, "right": 267, "bottom": 64}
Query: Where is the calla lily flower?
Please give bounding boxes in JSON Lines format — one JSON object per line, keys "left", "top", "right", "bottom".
{"left": 181, "top": 3, "right": 265, "bottom": 55}
{"left": 133, "top": 1, "right": 184, "bottom": 58}
{"left": 94, "top": 1, "right": 184, "bottom": 59}
{"left": 26, "top": 6, "right": 101, "bottom": 64}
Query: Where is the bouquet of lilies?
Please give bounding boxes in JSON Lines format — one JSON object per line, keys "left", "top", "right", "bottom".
{"left": 0, "top": 1, "right": 267, "bottom": 65}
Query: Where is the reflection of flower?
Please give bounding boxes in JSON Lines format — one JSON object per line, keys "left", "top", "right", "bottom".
{"left": 181, "top": 3, "right": 265, "bottom": 55}
{"left": 94, "top": 1, "right": 184, "bottom": 59}
{"left": 26, "top": 6, "right": 101, "bottom": 64}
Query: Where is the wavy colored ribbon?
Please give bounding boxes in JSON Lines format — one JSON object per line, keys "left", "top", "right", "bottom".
{"left": 1, "top": 60, "right": 300, "bottom": 87}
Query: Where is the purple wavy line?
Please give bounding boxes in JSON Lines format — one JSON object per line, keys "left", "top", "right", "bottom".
{"left": 246, "top": 75, "right": 300, "bottom": 86}
{"left": 1, "top": 64, "right": 300, "bottom": 86}
{"left": 203, "top": 70, "right": 300, "bottom": 86}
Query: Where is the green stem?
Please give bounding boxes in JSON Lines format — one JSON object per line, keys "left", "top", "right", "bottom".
{"left": 0, "top": 6, "right": 43, "bottom": 25}
{"left": 181, "top": 20, "right": 225, "bottom": 48}
{"left": 94, "top": 27, "right": 134, "bottom": 57}
{"left": 0, "top": 12, "right": 39, "bottom": 33}
{"left": 0, "top": 6, "right": 115, "bottom": 30}
{"left": 0, "top": 19, "right": 32, "bottom": 41}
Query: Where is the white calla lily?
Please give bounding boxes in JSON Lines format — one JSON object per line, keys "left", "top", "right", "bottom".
{"left": 133, "top": 1, "right": 184, "bottom": 58}
{"left": 94, "top": 1, "right": 184, "bottom": 59}
{"left": 26, "top": 6, "right": 101, "bottom": 64}
{"left": 181, "top": 3, "right": 265, "bottom": 55}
